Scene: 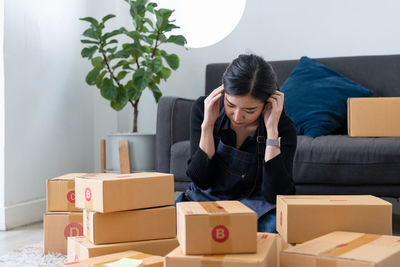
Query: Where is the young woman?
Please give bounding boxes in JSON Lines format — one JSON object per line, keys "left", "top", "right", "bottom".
{"left": 176, "top": 54, "right": 297, "bottom": 232}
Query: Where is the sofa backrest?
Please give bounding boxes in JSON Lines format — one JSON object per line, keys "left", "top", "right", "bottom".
{"left": 205, "top": 54, "right": 400, "bottom": 97}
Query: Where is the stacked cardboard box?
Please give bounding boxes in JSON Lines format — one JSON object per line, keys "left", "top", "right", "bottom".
{"left": 165, "top": 200, "right": 287, "bottom": 267}
{"left": 69, "top": 172, "right": 179, "bottom": 262}
{"left": 276, "top": 195, "right": 399, "bottom": 266}
{"left": 59, "top": 250, "right": 164, "bottom": 267}
{"left": 44, "top": 173, "right": 87, "bottom": 254}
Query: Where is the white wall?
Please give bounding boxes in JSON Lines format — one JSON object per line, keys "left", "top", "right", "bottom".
{"left": 0, "top": 0, "right": 5, "bottom": 229}
{"left": 1, "top": 0, "right": 95, "bottom": 229}
{"left": 93, "top": 0, "right": 400, "bottom": 167}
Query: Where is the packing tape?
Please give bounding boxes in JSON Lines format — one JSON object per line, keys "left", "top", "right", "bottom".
{"left": 92, "top": 252, "right": 153, "bottom": 267}
{"left": 319, "top": 233, "right": 381, "bottom": 257}
{"left": 199, "top": 202, "right": 228, "bottom": 214}
{"left": 209, "top": 212, "right": 231, "bottom": 253}
{"left": 201, "top": 255, "right": 225, "bottom": 267}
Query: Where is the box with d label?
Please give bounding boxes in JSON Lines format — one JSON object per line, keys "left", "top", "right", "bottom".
{"left": 276, "top": 195, "right": 392, "bottom": 244}
{"left": 176, "top": 201, "right": 257, "bottom": 255}
{"left": 75, "top": 172, "right": 174, "bottom": 213}
{"left": 47, "top": 173, "right": 87, "bottom": 212}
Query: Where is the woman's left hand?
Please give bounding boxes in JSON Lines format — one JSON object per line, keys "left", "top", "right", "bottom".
{"left": 263, "top": 91, "right": 284, "bottom": 137}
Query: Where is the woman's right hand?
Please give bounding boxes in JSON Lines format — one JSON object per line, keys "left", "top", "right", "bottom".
{"left": 202, "top": 85, "right": 224, "bottom": 129}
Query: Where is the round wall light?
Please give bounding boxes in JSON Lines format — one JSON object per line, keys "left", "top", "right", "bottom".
{"left": 155, "top": 0, "right": 246, "bottom": 48}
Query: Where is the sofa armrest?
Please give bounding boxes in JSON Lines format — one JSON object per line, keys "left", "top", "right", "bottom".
{"left": 156, "top": 96, "right": 195, "bottom": 174}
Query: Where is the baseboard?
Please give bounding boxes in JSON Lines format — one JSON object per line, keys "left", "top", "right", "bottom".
{"left": 0, "top": 198, "right": 45, "bottom": 230}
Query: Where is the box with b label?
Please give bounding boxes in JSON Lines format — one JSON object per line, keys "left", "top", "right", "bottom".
{"left": 75, "top": 172, "right": 174, "bottom": 213}
{"left": 83, "top": 206, "right": 176, "bottom": 245}
{"left": 47, "top": 173, "right": 87, "bottom": 212}
{"left": 280, "top": 231, "right": 400, "bottom": 267}
{"left": 276, "top": 195, "right": 392, "bottom": 244}
{"left": 176, "top": 201, "right": 257, "bottom": 255}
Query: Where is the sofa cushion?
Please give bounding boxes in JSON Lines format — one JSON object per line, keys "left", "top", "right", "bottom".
{"left": 294, "top": 135, "right": 400, "bottom": 185}
{"left": 170, "top": 140, "right": 191, "bottom": 183}
{"left": 281, "top": 56, "right": 374, "bottom": 138}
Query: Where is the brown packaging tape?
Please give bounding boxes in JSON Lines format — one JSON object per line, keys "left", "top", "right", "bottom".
{"left": 93, "top": 253, "right": 153, "bottom": 267}
{"left": 198, "top": 202, "right": 232, "bottom": 253}
{"left": 199, "top": 202, "right": 228, "bottom": 214}
{"left": 320, "top": 234, "right": 381, "bottom": 257}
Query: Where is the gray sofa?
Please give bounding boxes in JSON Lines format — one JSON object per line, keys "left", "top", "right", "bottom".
{"left": 156, "top": 55, "right": 400, "bottom": 197}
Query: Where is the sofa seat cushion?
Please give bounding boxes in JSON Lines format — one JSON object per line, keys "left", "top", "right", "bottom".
{"left": 170, "top": 140, "right": 191, "bottom": 183}
{"left": 294, "top": 135, "right": 400, "bottom": 185}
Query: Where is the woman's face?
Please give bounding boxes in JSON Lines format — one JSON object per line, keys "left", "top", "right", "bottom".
{"left": 224, "top": 93, "right": 265, "bottom": 128}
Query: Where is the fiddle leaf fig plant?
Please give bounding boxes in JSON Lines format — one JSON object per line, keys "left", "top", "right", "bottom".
{"left": 80, "top": 0, "right": 186, "bottom": 132}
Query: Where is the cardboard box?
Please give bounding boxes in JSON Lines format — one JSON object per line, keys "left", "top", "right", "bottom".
{"left": 47, "top": 173, "right": 87, "bottom": 212}
{"left": 44, "top": 212, "right": 83, "bottom": 254}
{"left": 75, "top": 172, "right": 174, "bottom": 213}
{"left": 280, "top": 231, "right": 400, "bottom": 267}
{"left": 67, "top": 236, "right": 179, "bottom": 262}
{"left": 276, "top": 195, "right": 392, "bottom": 244}
{"left": 166, "top": 233, "right": 288, "bottom": 267}
{"left": 59, "top": 250, "right": 164, "bottom": 267}
{"left": 348, "top": 97, "right": 400, "bottom": 137}
{"left": 84, "top": 206, "right": 176, "bottom": 245}
{"left": 176, "top": 201, "right": 257, "bottom": 255}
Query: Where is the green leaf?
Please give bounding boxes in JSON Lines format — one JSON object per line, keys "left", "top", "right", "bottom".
{"left": 96, "top": 70, "right": 107, "bottom": 88}
{"left": 100, "top": 78, "right": 118, "bottom": 100}
{"left": 106, "top": 46, "right": 118, "bottom": 54}
{"left": 146, "top": 2, "right": 158, "bottom": 13}
{"left": 162, "top": 53, "right": 179, "bottom": 70}
{"left": 112, "top": 59, "right": 130, "bottom": 70}
{"left": 80, "top": 17, "right": 100, "bottom": 27}
{"left": 155, "top": 8, "right": 173, "bottom": 31}
{"left": 81, "top": 39, "right": 99, "bottom": 44}
{"left": 91, "top": 56, "right": 103, "bottom": 68}
{"left": 126, "top": 81, "right": 141, "bottom": 101}
{"left": 132, "top": 68, "right": 151, "bottom": 91}
{"left": 164, "top": 23, "right": 180, "bottom": 32}
{"left": 144, "top": 17, "right": 154, "bottom": 28}
{"left": 117, "top": 71, "right": 128, "bottom": 81}
{"left": 159, "top": 66, "right": 172, "bottom": 80}
{"left": 111, "top": 86, "right": 129, "bottom": 111}
{"left": 148, "top": 57, "right": 162, "bottom": 73}
{"left": 166, "top": 35, "right": 187, "bottom": 46}
{"left": 102, "top": 14, "right": 116, "bottom": 23}
{"left": 82, "top": 28, "right": 99, "bottom": 40}
{"left": 86, "top": 66, "right": 103, "bottom": 85}
{"left": 149, "top": 82, "right": 162, "bottom": 102}
{"left": 81, "top": 46, "right": 98, "bottom": 59}
{"left": 125, "top": 31, "right": 142, "bottom": 42}
{"left": 104, "top": 39, "right": 118, "bottom": 46}
{"left": 103, "top": 27, "right": 126, "bottom": 40}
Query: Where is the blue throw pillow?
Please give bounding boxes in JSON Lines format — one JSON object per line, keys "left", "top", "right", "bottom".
{"left": 281, "top": 56, "right": 374, "bottom": 138}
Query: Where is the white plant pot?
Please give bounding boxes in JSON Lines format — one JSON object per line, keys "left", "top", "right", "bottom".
{"left": 107, "top": 132, "right": 156, "bottom": 172}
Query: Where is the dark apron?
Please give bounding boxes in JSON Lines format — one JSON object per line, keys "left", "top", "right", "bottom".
{"left": 177, "top": 112, "right": 276, "bottom": 218}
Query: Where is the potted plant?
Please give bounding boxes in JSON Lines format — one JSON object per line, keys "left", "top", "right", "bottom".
{"left": 80, "top": 0, "right": 186, "bottom": 171}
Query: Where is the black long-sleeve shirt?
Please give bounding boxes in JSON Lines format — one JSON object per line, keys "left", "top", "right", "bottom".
{"left": 186, "top": 96, "right": 297, "bottom": 204}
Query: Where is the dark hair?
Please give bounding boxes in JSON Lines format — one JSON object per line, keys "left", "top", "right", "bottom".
{"left": 222, "top": 54, "right": 278, "bottom": 102}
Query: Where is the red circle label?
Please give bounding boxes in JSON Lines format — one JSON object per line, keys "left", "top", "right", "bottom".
{"left": 212, "top": 225, "right": 229, "bottom": 243}
{"left": 74, "top": 255, "right": 79, "bottom": 262}
{"left": 85, "top": 187, "right": 92, "bottom": 201}
{"left": 64, "top": 223, "right": 83, "bottom": 240}
{"left": 67, "top": 190, "right": 75, "bottom": 203}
